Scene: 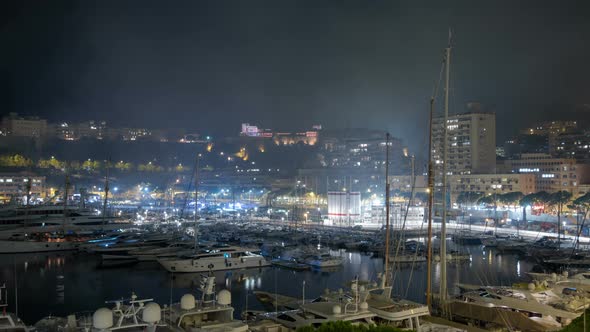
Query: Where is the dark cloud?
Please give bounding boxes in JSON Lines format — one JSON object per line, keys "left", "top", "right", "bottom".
{"left": 1, "top": 0, "right": 590, "bottom": 152}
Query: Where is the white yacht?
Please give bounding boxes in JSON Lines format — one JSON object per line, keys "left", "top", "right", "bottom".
{"left": 249, "top": 281, "right": 376, "bottom": 331}
{"left": 448, "top": 282, "right": 585, "bottom": 330}
{"left": 158, "top": 247, "right": 269, "bottom": 273}
{"left": 35, "top": 292, "right": 162, "bottom": 332}
{"left": 163, "top": 276, "right": 248, "bottom": 332}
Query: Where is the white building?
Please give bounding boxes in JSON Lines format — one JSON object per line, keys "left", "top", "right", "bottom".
{"left": 432, "top": 111, "right": 496, "bottom": 175}
{"left": 327, "top": 191, "right": 360, "bottom": 225}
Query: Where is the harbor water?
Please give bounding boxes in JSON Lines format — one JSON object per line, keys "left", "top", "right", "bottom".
{"left": 1, "top": 241, "right": 534, "bottom": 325}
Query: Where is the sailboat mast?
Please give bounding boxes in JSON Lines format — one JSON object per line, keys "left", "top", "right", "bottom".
{"left": 440, "top": 40, "right": 452, "bottom": 303}
{"left": 382, "top": 133, "right": 391, "bottom": 289}
{"left": 102, "top": 160, "right": 110, "bottom": 226}
{"left": 426, "top": 98, "right": 435, "bottom": 309}
{"left": 194, "top": 154, "right": 200, "bottom": 252}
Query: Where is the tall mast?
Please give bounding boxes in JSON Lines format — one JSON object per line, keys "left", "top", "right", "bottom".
{"left": 194, "top": 154, "right": 200, "bottom": 252}
{"left": 382, "top": 133, "right": 391, "bottom": 289}
{"left": 426, "top": 97, "right": 435, "bottom": 309}
{"left": 102, "top": 160, "right": 110, "bottom": 227}
{"left": 440, "top": 36, "right": 452, "bottom": 304}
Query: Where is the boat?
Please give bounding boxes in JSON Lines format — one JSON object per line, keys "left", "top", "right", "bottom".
{"left": 248, "top": 283, "right": 377, "bottom": 330}
{"left": 130, "top": 242, "right": 194, "bottom": 261}
{"left": 304, "top": 253, "right": 343, "bottom": 268}
{"left": 157, "top": 247, "right": 270, "bottom": 273}
{"left": 448, "top": 282, "right": 586, "bottom": 330}
{"left": 388, "top": 252, "right": 427, "bottom": 264}
{"left": 0, "top": 234, "right": 82, "bottom": 254}
{"left": 0, "top": 283, "right": 31, "bottom": 332}
{"left": 35, "top": 292, "right": 162, "bottom": 332}
{"left": 270, "top": 258, "right": 310, "bottom": 271}
{"left": 162, "top": 275, "right": 248, "bottom": 332}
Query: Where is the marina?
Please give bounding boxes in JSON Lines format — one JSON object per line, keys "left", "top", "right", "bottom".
{"left": 0, "top": 219, "right": 557, "bottom": 330}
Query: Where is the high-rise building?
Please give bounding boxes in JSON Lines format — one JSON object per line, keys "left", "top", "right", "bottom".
{"left": 432, "top": 111, "right": 496, "bottom": 175}
{"left": 550, "top": 130, "right": 590, "bottom": 161}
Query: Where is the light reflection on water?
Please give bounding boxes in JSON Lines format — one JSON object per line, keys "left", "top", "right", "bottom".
{"left": 1, "top": 242, "right": 534, "bottom": 324}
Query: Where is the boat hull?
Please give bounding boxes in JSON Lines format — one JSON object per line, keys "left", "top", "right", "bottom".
{"left": 158, "top": 255, "right": 270, "bottom": 273}
{"left": 0, "top": 240, "right": 78, "bottom": 253}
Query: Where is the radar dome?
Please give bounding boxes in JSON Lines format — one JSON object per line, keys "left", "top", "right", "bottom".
{"left": 434, "top": 255, "right": 440, "bottom": 262}
{"left": 332, "top": 305, "right": 342, "bottom": 315}
{"left": 217, "top": 289, "right": 231, "bottom": 305}
{"left": 180, "top": 294, "right": 196, "bottom": 310}
{"left": 92, "top": 308, "right": 113, "bottom": 330}
{"left": 528, "top": 283, "right": 535, "bottom": 291}
{"left": 447, "top": 254, "right": 453, "bottom": 260}
{"left": 563, "top": 271, "right": 569, "bottom": 278}
{"left": 359, "top": 302, "right": 369, "bottom": 311}
{"left": 551, "top": 273, "right": 557, "bottom": 281}
{"left": 142, "top": 303, "right": 161, "bottom": 323}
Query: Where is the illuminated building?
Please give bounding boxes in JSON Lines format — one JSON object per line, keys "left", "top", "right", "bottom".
{"left": 432, "top": 109, "right": 496, "bottom": 175}
{"left": 0, "top": 173, "right": 45, "bottom": 203}
{"left": 449, "top": 173, "right": 536, "bottom": 205}
{"left": 550, "top": 130, "right": 590, "bottom": 161}
{"left": 520, "top": 120, "right": 578, "bottom": 136}
{"left": 500, "top": 153, "right": 590, "bottom": 194}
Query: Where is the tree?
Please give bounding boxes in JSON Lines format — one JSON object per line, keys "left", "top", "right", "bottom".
{"left": 114, "top": 160, "right": 133, "bottom": 171}
{"left": 0, "top": 154, "right": 33, "bottom": 167}
{"left": 550, "top": 190, "right": 573, "bottom": 248}
{"left": 519, "top": 193, "right": 537, "bottom": 223}
{"left": 498, "top": 192, "right": 523, "bottom": 207}
{"left": 457, "top": 191, "right": 483, "bottom": 207}
{"left": 477, "top": 195, "right": 495, "bottom": 206}
{"left": 38, "top": 156, "right": 65, "bottom": 170}
{"left": 297, "top": 321, "right": 407, "bottom": 332}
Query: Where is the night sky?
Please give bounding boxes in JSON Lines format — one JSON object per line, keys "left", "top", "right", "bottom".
{"left": 1, "top": 1, "right": 590, "bottom": 150}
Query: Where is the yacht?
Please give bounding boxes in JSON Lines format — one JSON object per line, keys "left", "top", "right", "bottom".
{"left": 162, "top": 275, "right": 248, "bottom": 332}
{"left": 448, "top": 282, "right": 585, "bottom": 330}
{"left": 249, "top": 281, "right": 376, "bottom": 330}
{"left": 0, "top": 233, "right": 84, "bottom": 253}
{"left": 0, "top": 205, "right": 127, "bottom": 235}
{"left": 157, "top": 247, "right": 269, "bottom": 273}
{"left": 35, "top": 292, "right": 162, "bottom": 332}
{"left": 304, "top": 253, "right": 343, "bottom": 268}
{"left": 254, "top": 277, "right": 429, "bottom": 329}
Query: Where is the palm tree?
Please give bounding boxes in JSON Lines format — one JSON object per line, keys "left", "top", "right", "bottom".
{"left": 550, "top": 190, "right": 573, "bottom": 249}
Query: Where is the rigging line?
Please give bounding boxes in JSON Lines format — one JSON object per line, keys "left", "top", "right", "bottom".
{"left": 405, "top": 213, "right": 426, "bottom": 298}
{"left": 180, "top": 161, "right": 197, "bottom": 219}
{"left": 391, "top": 164, "right": 417, "bottom": 289}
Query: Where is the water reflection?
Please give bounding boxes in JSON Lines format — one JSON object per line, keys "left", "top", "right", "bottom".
{"left": 1, "top": 244, "right": 534, "bottom": 324}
